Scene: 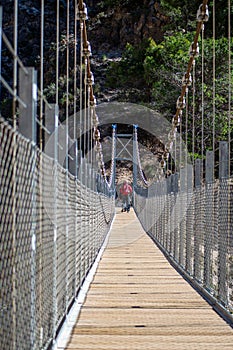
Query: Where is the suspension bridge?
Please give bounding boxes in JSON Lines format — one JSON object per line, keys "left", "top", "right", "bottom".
{"left": 0, "top": 1, "right": 233, "bottom": 349}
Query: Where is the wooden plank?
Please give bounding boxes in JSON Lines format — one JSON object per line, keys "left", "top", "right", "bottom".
{"left": 65, "top": 208, "right": 233, "bottom": 350}
{"left": 66, "top": 335, "right": 233, "bottom": 350}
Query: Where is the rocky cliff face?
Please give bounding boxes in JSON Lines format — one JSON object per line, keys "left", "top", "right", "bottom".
{"left": 87, "top": 0, "right": 168, "bottom": 53}
{"left": 1, "top": 1, "right": 168, "bottom": 88}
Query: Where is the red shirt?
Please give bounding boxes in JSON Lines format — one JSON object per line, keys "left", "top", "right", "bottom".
{"left": 120, "top": 183, "right": 132, "bottom": 196}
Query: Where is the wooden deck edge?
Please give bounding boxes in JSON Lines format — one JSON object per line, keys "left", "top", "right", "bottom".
{"left": 52, "top": 211, "right": 116, "bottom": 350}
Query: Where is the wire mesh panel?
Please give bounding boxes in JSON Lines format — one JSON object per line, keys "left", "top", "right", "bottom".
{"left": 218, "top": 177, "right": 229, "bottom": 305}
{"left": 178, "top": 194, "right": 185, "bottom": 267}
{"left": 173, "top": 175, "right": 179, "bottom": 262}
{"left": 169, "top": 176, "right": 175, "bottom": 256}
{"left": 56, "top": 168, "right": 67, "bottom": 327}
{"left": 228, "top": 181, "right": 233, "bottom": 311}
{"left": 204, "top": 182, "right": 215, "bottom": 292}
{"left": 193, "top": 186, "right": 204, "bottom": 282}
{"left": 15, "top": 135, "right": 38, "bottom": 349}
{"left": 165, "top": 177, "right": 171, "bottom": 252}
{"left": 212, "top": 181, "right": 220, "bottom": 294}
{"left": 0, "top": 121, "right": 17, "bottom": 350}
{"left": 134, "top": 157, "right": 233, "bottom": 321}
{"left": 0, "top": 118, "right": 115, "bottom": 350}
{"left": 74, "top": 182, "right": 82, "bottom": 291}
{"left": 67, "top": 173, "right": 76, "bottom": 304}
{"left": 38, "top": 155, "right": 57, "bottom": 349}
{"left": 185, "top": 188, "right": 194, "bottom": 275}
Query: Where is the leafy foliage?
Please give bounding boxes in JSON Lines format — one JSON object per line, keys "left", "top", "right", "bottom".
{"left": 160, "top": 0, "right": 231, "bottom": 38}
{"left": 107, "top": 27, "right": 232, "bottom": 157}
{"left": 107, "top": 33, "right": 193, "bottom": 112}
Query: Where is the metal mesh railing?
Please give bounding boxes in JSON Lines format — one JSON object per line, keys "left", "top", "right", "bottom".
{"left": 134, "top": 165, "right": 233, "bottom": 322}
{"left": 0, "top": 118, "right": 115, "bottom": 350}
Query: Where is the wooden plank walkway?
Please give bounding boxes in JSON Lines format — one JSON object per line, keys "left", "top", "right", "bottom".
{"left": 65, "top": 208, "right": 233, "bottom": 349}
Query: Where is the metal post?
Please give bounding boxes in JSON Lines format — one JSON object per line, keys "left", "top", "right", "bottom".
{"left": 133, "top": 125, "right": 138, "bottom": 190}
{"left": 44, "top": 104, "right": 58, "bottom": 157}
{"left": 53, "top": 105, "right": 58, "bottom": 344}
{"left": 218, "top": 141, "right": 229, "bottom": 305}
{"left": 179, "top": 167, "right": 186, "bottom": 267}
{"left": 68, "top": 141, "right": 77, "bottom": 176}
{"left": 186, "top": 164, "right": 193, "bottom": 274}
{"left": 0, "top": 6, "right": 2, "bottom": 102}
{"left": 74, "top": 140, "right": 78, "bottom": 297}
{"left": 166, "top": 175, "right": 171, "bottom": 252}
{"left": 112, "top": 124, "right": 117, "bottom": 194}
{"left": 170, "top": 174, "right": 175, "bottom": 255}
{"left": 65, "top": 121, "right": 69, "bottom": 315}
{"left": 173, "top": 173, "right": 179, "bottom": 261}
{"left": 194, "top": 159, "right": 202, "bottom": 281}
{"left": 57, "top": 125, "right": 66, "bottom": 167}
{"left": 204, "top": 150, "right": 214, "bottom": 290}
{"left": 18, "top": 67, "right": 37, "bottom": 142}
{"left": 18, "top": 66, "right": 37, "bottom": 349}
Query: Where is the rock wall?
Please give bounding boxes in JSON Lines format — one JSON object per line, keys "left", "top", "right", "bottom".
{"left": 87, "top": 0, "right": 168, "bottom": 53}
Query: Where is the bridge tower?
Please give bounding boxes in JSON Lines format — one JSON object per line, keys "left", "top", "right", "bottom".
{"left": 111, "top": 124, "right": 138, "bottom": 190}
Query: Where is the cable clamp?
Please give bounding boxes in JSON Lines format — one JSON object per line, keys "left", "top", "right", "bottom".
{"left": 83, "top": 42, "right": 92, "bottom": 57}
{"left": 189, "top": 42, "right": 199, "bottom": 58}
{"left": 93, "top": 127, "right": 100, "bottom": 141}
{"left": 176, "top": 96, "right": 186, "bottom": 109}
{"left": 89, "top": 96, "right": 97, "bottom": 107}
{"left": 197, "top": 4, "right": 209, "bottom": 22}
{"left": 77, "top": 3, "right": 88, "bottom": 21}
{"left": 172, "top": 114, "right": 181, "bottom": 127}
{"left": 182, "top": 73, "right": 192, "bottom": 87}
{"left": 85, "top": 72, "right": 94, "bottom": 86}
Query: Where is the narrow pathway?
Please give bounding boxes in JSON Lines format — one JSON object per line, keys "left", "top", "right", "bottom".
{"left": 66, "top": 208, "right": 233, "bottom": 349}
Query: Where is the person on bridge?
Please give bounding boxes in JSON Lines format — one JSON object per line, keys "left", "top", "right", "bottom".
{"left": 119, "top": 180, "right": 133, "bottom": 213}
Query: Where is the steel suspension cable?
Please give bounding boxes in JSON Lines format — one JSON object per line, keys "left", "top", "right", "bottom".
{"left": 78, "top": 1, "right": 114, "bottom": 190}
{"left": 185, "top": 88, "right": 189, "bottom": 167}
{"left": 84, "top": 57, "right": 87, "bottom": 168}
{"left": 228, "top": 0, "right": 231, "bottom": 176}
{"left": 40, "top": 0, "right": 44, "bottom": 151}
{"left": 73, "top": 0, "right": 79, "bottom": 297}
{"left": 74, "top": 2, "right": 77, "bottom": 142}
{"left": 39, "top": 1, "right": 45, "bottom": 342}
{"left": 12, "top": 3, "right": 18, "bottom": 349}
{"left": 174, "top": 0, "right": 209, "bottom": 121}
{"left": 212, "top": 0, "right": 216, "bottom": 157}
{"left": 83, "top": 23, "right": 88, "bottom": 167}
{"left": 179, "top": 107, "right": 182, "bottom": 170}
{"left": 192, "top": 63, "right": 196, "bottom": 165}
{"left": 13, "top": 0, "right": 18, "bottom": 130}
{"left": 56, "top": 0, "right": 59, "bottom": 106}
{"left": 107, "top": 126, "right": 116, "bottom": 189}
{"left": 201, "top": 23, "right": 205, "bottom": 169}
{"left": 65, "top": 0, "right": 70, "bottom": 314}
{"left": 66, "top": 0, "right": 70, "bottom": 172}
{"left": 134, "top": 128, "right": 149, "bottom": 187}
{"left": 79, "top": 18, "right": 83, "bottom": 174}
